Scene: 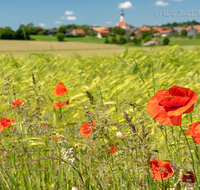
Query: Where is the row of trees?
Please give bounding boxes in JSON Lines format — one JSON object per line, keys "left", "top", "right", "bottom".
{"left": 0, "top": 23, "right": 44, "bottom": 40}
{"left": 162, "top": 20, "right": 200, "bottom": 28}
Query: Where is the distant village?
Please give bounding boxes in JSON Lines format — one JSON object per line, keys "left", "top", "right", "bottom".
{"left": 47, "top": 9, "right": 200, "bottom": 38}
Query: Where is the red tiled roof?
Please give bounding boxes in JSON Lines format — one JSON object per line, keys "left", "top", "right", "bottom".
{"left": 117, "top": 21, "right": 129, "bottom": 26}
{"left": 134, "top": 31, "right": 141, "bottom": 34}
{"left": 137, "top": 27, "right": 151, "bottom": 31}
{"left": 73, "top": 29, "right": 85, "bottom": 34}
{"left": 193, "top": 25, "right": 200, "bottom": 32}
{"left": 159, "top": 29, "right": 173, "bottom": 34}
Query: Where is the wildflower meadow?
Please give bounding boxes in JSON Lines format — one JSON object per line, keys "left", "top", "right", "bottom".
{"left": 1, "top": 45, "right": 200, "bottom": 189}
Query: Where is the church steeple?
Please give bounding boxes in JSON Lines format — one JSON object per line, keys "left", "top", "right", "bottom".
{"left": 120, "top": 9, "right": 124, "bottom": 22}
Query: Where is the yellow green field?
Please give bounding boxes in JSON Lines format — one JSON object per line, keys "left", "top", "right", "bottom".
{"left": 1, "top": 44, "right": 200, "bottom": 189}
{"left": 0, "top": 40, "right": 200, "bottom": 58}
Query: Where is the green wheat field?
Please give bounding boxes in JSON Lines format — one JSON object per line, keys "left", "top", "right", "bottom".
{"left": 1, "top": 44, "right": 200, "bottom": 189}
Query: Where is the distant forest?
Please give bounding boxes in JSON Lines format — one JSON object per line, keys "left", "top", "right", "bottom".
{"left": 161, "top": 20, "right": 200, "bottom": 28}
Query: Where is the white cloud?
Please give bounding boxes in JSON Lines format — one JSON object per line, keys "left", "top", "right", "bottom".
{"left": 65, "top": 10, "right": 74, "bottom": 15}
{"left": 118, "top": 1, "right": 133, "bottom": 9}
{"left": 39, "top": 23, "right": 46, "bottom": 27}
{"left": 93, "top": 24, "right": 98, "bottom": 26}
{"left": 155, "top": 1, "right": 169, "bottom": 6}
{"left": 54, "top": 21, "right": 61, "bottom": 24}
{"left": 60, "top": 16, "right": 65, "bottom": 20}
{"left": 106, "top": 21, "right": 112, "bottom": 24}
{"left": 66, "top": 16, "right": 76, "bottom": 20}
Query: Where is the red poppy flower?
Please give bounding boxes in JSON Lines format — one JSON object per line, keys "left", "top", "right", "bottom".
{"left": 183, "top": 121, "right": 200, "bottom": 144}
{"left": 181, "top": 171, "right": 196, "bottom": 183}
{"left": 52, "top": 82, "right": 68, "bottom": 96}
{"left": 0, "top": 118, "right": 16, "bottom": 132}
{"left": 52, "top": 100, "right": 69, "bottom": 109}
{"left": 0, "top": 149, "right": 4, "bottom": 153}
{"left": 107, "top": 145, "right": 117, "bottom": 154}
{"left": 80, "top": 122, "right": 96, "bottom": 137}
{"left": 149, "top": 158, "right": 173, "bottom": 181}
{"left": 53, "top": 136, "right": 57, "bottom": 140}
{"left": 12, "top": 99, "right": 25, "bottom": 108}
{"left": 147, "top": 86, "right": 197, "bottom": 126}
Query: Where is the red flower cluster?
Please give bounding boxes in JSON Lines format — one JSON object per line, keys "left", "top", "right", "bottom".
{"left": 181, "top": 172, "right": 196, "bottom": 183}
{"left": 149, "top": 158, "right": 173, "bottom": 181}
{"left": 80, "top": 122, "right": 96, "bottom": 137}
{"left": 107, "top": 145, "right": 117, "bottom": 154}
{"left": 0, "top": 118, "right": 16, "bottom": 132}
{"left": 147, "top": 86, "right": 197, "bottom": 126}
{"left": 12, "top": 99, "right": 25, "bottom": 108}
{"left": 52, "top": 82, "right": 69, "bottom": 109}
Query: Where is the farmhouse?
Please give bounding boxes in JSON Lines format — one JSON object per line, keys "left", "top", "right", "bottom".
{"left": 97, "top": 30, "right": 109, "bottom": 38}
{"left": 72, "top": 29, "right": 85, "bottom": 36}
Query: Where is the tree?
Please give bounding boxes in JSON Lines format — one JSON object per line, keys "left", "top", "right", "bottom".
{"left": 58, "top": 25, "right": 66, "bottom": 34}
{"left": 181, "top": 29, "right": 187, "bottom": 38}
{"left": 56, "top": 32, "right": 65, "bottom": 41}
{"left": 112, "top": 27, "right": 126, "bottom": 35}
{"left": 144, "top": 36, "right": 151, "bottom": 43}
{"left": 38, "top": 30, "right": 47, "bottom": 35}
{"left": 13, "top": 25, "right": 30, "bottom": 40}
{"left": 86, "top": 29, "right": 97, "bottom": 37}
{"left": 1, "top": 27, "right": 14, "bottom": 39}
{"left": 141, "top": 31, "right": 150, "bottom": 39}
{"left": 163, "top": 37, "right": 170, "bottom": 45}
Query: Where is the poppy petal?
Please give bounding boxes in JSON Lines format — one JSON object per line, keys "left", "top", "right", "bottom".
{"left": 167, "top": 88, "right": 197, "bottom": 116}
{"left": 183, "top": 132, "right": 191, "bottom": 136}
{"left": 147, "top": 96, "right": 182, "bottom": 126}
{"left": 52, "top": 82, "right": 68, "bottom": 96}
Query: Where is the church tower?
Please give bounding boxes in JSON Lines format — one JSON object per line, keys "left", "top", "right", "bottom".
{"left": 120, "top": 9, "right": 124, "bottom": 22}
{"left": 117, "top": 9, "right": 130, "bottom": 30}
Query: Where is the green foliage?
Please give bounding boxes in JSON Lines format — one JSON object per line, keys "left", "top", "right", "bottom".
{"left": 141, "top": 31, "right": 150, "bottom": 39}
{"left": 58, "top": 25, "right": 66, "bottom": 34}
{"left": 144, "top": 36, "right": 151, "bottom": 43}
{"left": 163, "top": 37, "right": 170, "bottom": 45}
{"left": 104, "top": 37, "right": 109, "bottom": 43}
{"left": 38, "top": 30, "right": 47, "bottom": 35}
{"left": 0, "top": 27, "right": 14, "bottom": 39}
{"left": 13, "top": 25, "right": 30, "bottom": 40}
{"left": 56, "top": 32, "right": 65, "bottom": 41}
{"left": 151, "top": 29, "right": 158, "bottom": 34}
{"left": 196, "top": 32, "right": 200, "bottom": 39}
{"left": 173, "top": 32, "right": 179, "bottom": 37}
{"left": 116, "top": 35, "right": 126, "bottom": 44}
{"left": 112, "top": 26, "right": 126, "bottom": 35}
{"left": 181, "top": 29, "right": 187, "bottom": 38}
{"left": 86, "top": 29, "right": 97, "bottom": 37}
{"left": 188, "top": 35, "right": 193, "bottom": 39}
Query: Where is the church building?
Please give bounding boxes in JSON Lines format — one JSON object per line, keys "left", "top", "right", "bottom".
{"left": 116, "top": 9, "right": 130, "bottom": 30}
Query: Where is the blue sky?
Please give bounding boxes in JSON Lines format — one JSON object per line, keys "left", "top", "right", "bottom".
{"left": 0, "top": 0, "right": 200, "bottom": 31}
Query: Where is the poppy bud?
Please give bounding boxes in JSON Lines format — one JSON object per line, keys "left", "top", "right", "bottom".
{"left": 35, "top": 106, "right": 40, "bottom": 110}
{"left": 181, "top": 172, "right": 196, "bottom": 183}
{"left": 116, "top": 131, "right": 123, "bottom": 139}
